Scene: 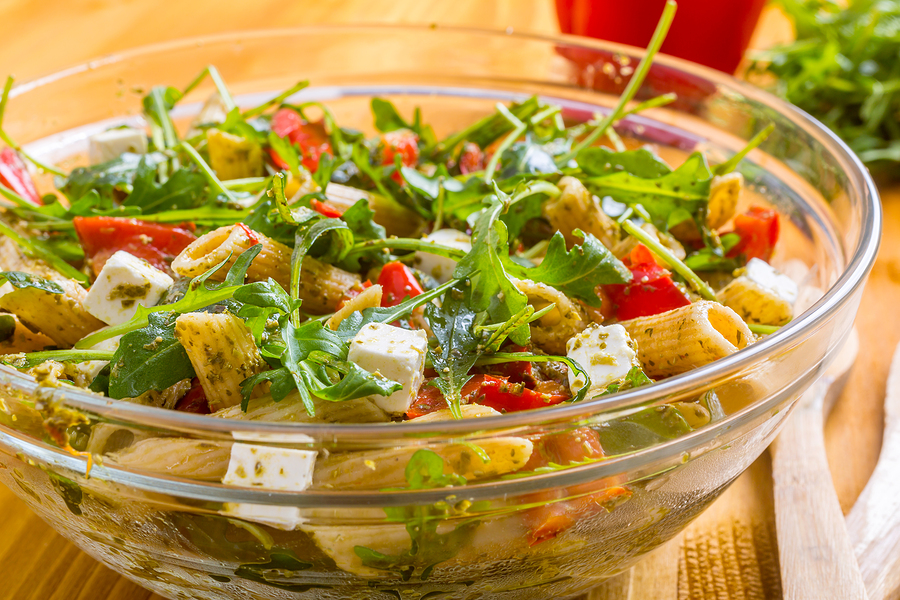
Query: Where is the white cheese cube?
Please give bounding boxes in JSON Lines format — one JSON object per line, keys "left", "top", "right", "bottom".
{"left": 566, "top": 324, "right": 640, "bottom": 397}
{"left": 88, "top": 128, "right": 148, "bottom": 164}
{"left": 84, "top": 251, "right": 173, "bottom": 326}
{"left": 414, "top": 229, "right": 472, "bottom": 283}
{"left": 221, "top": 443, "right": 318, "bottom": 530}
{"left": 348, "top": 323, "right": 428, "bottom": 414}
{"left": 744, "top": 258, "right": 799, "bottom": 304}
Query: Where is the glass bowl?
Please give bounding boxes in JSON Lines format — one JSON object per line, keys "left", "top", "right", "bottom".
{"left": 0, "top": 26, "right": 880, "bottom": 600}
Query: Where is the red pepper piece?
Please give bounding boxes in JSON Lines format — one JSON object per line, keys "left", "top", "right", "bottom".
{"left": 310, "top": 198, "right": 344, "bottom": 218}
{"left": 381, "top": 129, "right": 419, "bottom": 184}
{"left": 458, "top": 142, "right": 484, "bottom": 175}
{"left": 377, "top": 261, "right": 424, "bottom": 307}
{"left": 0, "top": 147, "right": 41, "bottom": 205}
{"left": 174, "top": 378, "right": 210, "bottom": 414}
{"left": 469, "top": 374, "right": 569, "bottom": 414}
{"left": 73, "top": 216, "right": 197, "bottom": 276}
{"left": 603, "top": 243, "right": 690, "bottom": 321}
{"left": 726, "top": 206, "right": 779, "bottom": 262}
{"left": 268, "top": 108, "right": 332, "bottom": 173}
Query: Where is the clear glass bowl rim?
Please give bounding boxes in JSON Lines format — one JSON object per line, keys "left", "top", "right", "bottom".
{"left": 1, "top": 24, "right": 882, "bottom": 443}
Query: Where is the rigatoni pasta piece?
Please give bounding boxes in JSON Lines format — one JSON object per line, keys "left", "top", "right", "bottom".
{"left": 312, "top": 437, "right": 533, "bottom": 490}
{"left": 109, "top": 438, "right": 232, "bottom": 481}
{"left": 716, "top": 258, "right": 797, "bottom": 325}
{"left": 0, "top": 279, "right": 105, "bottom": 346}
{"left": 706, "top": 172, "right": 743, "bottom": 229}
{"left": 213, "top": 392, "right": 390, "bottom": 423}
{"left": 512, "top": 277, "right": 587, "bottom": 355}
{"left": 171, "top": 224, "right": 360, "bottom": 313}
{"left": 206, "top": 128, "right": 264, "bottom": 180}
{"left": 0, "top": 235, "right": 62, "bottom": 278}
{"left": 174, "top": 312, "right": 269, "bottom": 411}
{"left": 325, "top": 183, "right": 423, "bottom": 237}
{"left": 620, "top": 300, "right": 754, "bottom": 378}
{"left": 407, "top": 404, "right": 501, "bottom": 422}
{"left": 542, "top": 176, "right": 619, "bottom": 249}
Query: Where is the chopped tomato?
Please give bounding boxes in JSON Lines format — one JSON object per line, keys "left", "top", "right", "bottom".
{"left": 458, "top": 142, "right": 484, "bottom": 175}
{"left": 381, "top": 129, "right": 419, "bottom": 184}
{"left": 726, "top": 206, "right": 779, "bottom": 262}
{"left": 72, "top": 216, "right": 197, "bottom": 276}
{"left": 377, "top": 261, "right": 424, "bottom": 307}
{"left": 310, "top": 198, "right": 344, "bottom": 218}
{"left": 520, "top": 427, "right": 630, "bottom": 545}
{"left": 0, "top": 147, "right": 41, "bottom": 205}
{"left": 268, "top": 108, "right": 332, "bottom": 173}
{"left": 406, "top": 384, "right": 449, "bottom": 419}
{"left": 603, "top": 243, "right": 690, "bottom": 321}
{"left": 174, "top": 378, "right": 210, "bottom": 414}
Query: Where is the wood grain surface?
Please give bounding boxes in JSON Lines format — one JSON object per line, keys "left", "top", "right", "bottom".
{"left": 0, "top": 2, "right": 895, "bottom": 599}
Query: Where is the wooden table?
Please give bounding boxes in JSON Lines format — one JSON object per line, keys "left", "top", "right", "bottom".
{"left": 0, "top": 2, "right": 895, "bottom": 598}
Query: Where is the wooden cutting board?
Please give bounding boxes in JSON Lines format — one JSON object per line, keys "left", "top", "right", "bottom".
{"left": 0, "top": 2, "right": 896, "bottom": 599}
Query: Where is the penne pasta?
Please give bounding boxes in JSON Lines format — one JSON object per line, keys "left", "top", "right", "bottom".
{"left": 408, "top": 404, "right": 501, "bottom": 422}
{"left": 716, "top": 258, "right": 797, "bottom": 326}
{"left": 312, "top": 437, "right": 534, "bottom": 490}
{"left": 109, "top": 437, "right": 233, "bottom": 481}
{"left": 171, "top": 224, "right": 359, "bottom": 313}
{"left": 206, "top": 129, "right": 265, "bottom": 180}
{"left": 213, "top": 392, "right": 390, "bottom": 423}
{"left": 620, "top": 300, "right": 754, "bottom": 378}
{"left": 706, "top": 172, "right": 743, "bottom": 229}
{"left": 512, "top": 277, "right": 587, "bottom": 355}
{"left": 0, "top": 279, "right": 105, "bottom": 346}
{"left": 325, "top": 183, "right": 423, "bottom": 238}
{"left": 174, "top": 312, "right": 270, "bottom": 411}
{"left": 542, "top": 176, "right": 619, "bottom": 249}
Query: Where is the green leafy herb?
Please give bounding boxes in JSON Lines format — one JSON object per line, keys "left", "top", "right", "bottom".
{"left": 0, "top": 271, "right": 65, "bottom": 294}
{"left": 595, "top": 405, "right": 692, "bottom": 456}
{"left": 233, "top": 552, "right": 314, "bottom": 592}
{"left": 425, "top": 285, "right": 482, "bottom": 419}
{"left": 48, "top": 472, "right": 83, "bottom": 516}
{"left": 576, "top": 146, "right": 672, "bottom": 178}
{"left": 600, "top": 365, "right": 653, "bottom": 396}
{"left": 122, "top": 164, "right": 207, "bottom": 212}
{"left": 108, "top": 311, "right": 196, "bottom": 399}
{"left": 59, "top": 152, "right": 167, "bottom": 203}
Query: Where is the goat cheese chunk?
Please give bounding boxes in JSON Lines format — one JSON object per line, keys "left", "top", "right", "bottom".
{"left": 88, "top": 128, "right": 148, "bottom": 165}
{"left": 348, "top": 323, "right": 428, "bottom": 414}
{"left": 566, "top": 324, "right": 640, "bottom": 397}
{"left": 716, "top": 258, "right": 798, "bottom": 325}
{"left": 84, "top": 251, "right": 173, "bottom": 326}
{"left": 414, "top": 229, "right": 472, "bottom": 283}
{"left": 221, "top": 443, "right": 317, "bottom": 530}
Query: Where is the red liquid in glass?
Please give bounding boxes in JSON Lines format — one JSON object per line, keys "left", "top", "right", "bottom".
{"left": 556, "top": 0, "right": 767, "bottom": 74}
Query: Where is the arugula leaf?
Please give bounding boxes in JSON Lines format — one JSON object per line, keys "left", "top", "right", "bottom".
{"left": 233, "top": 552, "right": 313, "bottom": 592}
{"left": 0, "top": 271, "right": 65, "bottom": 294}
{"left": 371, "top": 97, "right": 413, "bottom": 133}
{"left": 75, "top": 244, "right": 263, "bottom": 348}
{"left": 683, "top": 232, "right": 743, "bottom": 271}
{"left": 595, "top": 405, "right": 692, "bottom": 456}
{"left": 354, "top": 449, "right": 477, "bottom": 581}
{"left": 584, "top": 151, "right": 713, "bottom": 231}
{"left": 600, "top": 365, "right": 653, "bottom": 396}
{"left": 122, "top": 164, "right": 207, "bottom": 212}
{"left": 576, "top": 146, "right": 672, "bottom": 178}
{"left": 108, "top": 311, "right": 196, "bottom": 399}
{"left": 498, "top": 140, "right": 559, "bottom": 179}
{"left": 59, "top": 152, "right": 167, "bottom": 202}
{"left": 425, "top": 285, "right": 482, "bottom": 419}
{"left": 452, "top": 191, "right": 529, "bottom": 344}
{"left": 427, "top": 96, "right": 542, "bottom": 160}
{"left": 505, "top": 231, "right": 630, "bottom": 306}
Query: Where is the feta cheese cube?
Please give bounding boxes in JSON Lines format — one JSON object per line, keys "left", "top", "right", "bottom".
{"left": 221, "top": 443, "right": 317, "bottom": 530}
{"left": 414, "top": 229, "right": 472, "bottom": 283}
{"left": 88, "top": 128, "right": 148, "bottom": 164}
{"left": 744, "top": 258, "right": 799, "bottom": 303}
{"left": 348, "top": 323, "right": 428, "bottom": 414}
{"left": 566, "top": 324, "right": 640, "bottom": 397}
{"left": 84, "top": 251, "right": 173, "bottom": 326}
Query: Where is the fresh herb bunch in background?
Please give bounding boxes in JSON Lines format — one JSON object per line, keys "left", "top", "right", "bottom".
{"left": 750, "top": 0, "right": 900, "bottom": 174}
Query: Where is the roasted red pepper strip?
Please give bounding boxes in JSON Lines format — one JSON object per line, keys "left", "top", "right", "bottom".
{"left": 0, "top": 147, "right": 41, "bottom": 205}
{"left": 726, "top": 206, "right": 779, "bottom": 262}
{"left": 268, "top": 108, "right": 333, "bottom": 173}
{"left": 473, "top": 374, "right": 569, "bottom": 413}
{"left": 377, "top": 261, "right": 424, "bottom": 307}
{"left": 381, "top": 129, "right": 419, "bottom": 184}
{"left": 521, "top": 428, "right": 630, "bottom": 546}
{"left": 174, "top": 378, "right": 210, "bottom": 414}
{"left": 603, "top": 243, "right": 690, "bottom": 321}
{"left": 73, "top": 216, "right": 197, "bottom": 276}
{"left": 310, "top": 198, "right": 344, "bottom": 218}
